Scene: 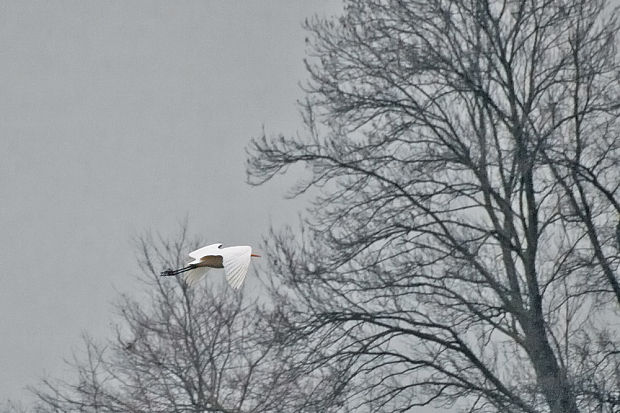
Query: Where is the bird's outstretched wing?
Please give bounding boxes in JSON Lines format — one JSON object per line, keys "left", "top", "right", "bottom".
{"left": 183, "top": 267, "right": 211, "bottom": 287}
{"left": 222, "top": 246, "right": 252, "bottom": 289}
{"left": 188, "top": 243, "right": 223, "bottom": 263}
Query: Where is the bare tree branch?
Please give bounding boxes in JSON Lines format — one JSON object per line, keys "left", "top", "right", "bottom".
{"left": 247, "top": 1, "right": 620, "bottom": 412}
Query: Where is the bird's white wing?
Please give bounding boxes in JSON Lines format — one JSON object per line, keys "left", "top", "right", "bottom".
{"left": 183, "top": 267, "right": 211, "bottom": 287}
{"left": 188, "top": 243, "right": 223, "bottom": 263}
{"left": 222, "top": 246, "right": 252, "bottom": 289}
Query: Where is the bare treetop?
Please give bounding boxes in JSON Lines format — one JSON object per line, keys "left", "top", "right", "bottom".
{"left": 248, "top": 0, "right": 619, "bottom": 412}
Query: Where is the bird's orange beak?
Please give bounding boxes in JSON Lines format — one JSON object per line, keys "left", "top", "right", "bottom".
{"left": 251, "top": 254, "right": 261, "bottom": 257}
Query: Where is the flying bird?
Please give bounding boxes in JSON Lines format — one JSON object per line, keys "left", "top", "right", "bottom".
{"left": 160, "top": 243, "right": 260, "bottom": 289}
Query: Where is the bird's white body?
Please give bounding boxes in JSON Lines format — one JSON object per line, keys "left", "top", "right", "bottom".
{"left": 182, "top": 243, "right": 255, "bottom": 289}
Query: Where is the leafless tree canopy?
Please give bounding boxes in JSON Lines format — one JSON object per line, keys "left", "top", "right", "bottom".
{"left": 247, "top": 0, "right": 620, "bottom": 412}
{"left": 24, "top": 229, "right": 335, "bottom": 413}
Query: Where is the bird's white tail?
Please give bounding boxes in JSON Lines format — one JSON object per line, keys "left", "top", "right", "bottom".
{"left": 183, "top": 267, "right": 210, "bottom": 287}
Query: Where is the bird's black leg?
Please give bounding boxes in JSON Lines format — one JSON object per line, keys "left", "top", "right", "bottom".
{"left": 160, "top": 265, "right": 195, "bottom": 277}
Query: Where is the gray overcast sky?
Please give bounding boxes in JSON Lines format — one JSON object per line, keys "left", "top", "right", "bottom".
{"left": 0, "top": 0, "right": 341, "bottom": 403}
{"left": 7, "top": 1, "right": 617, "bottom": 410}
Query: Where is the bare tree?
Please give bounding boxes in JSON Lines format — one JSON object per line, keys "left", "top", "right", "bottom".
{"left": 26, "top": 227, "right": 334, "bottom": 413}
{"left": 247, "top": 0, "right": 620, "bottom": 412}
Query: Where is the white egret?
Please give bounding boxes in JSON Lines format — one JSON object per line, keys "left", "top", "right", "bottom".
{"left": 160, "top": 243, "right": 260, "bottom": 289}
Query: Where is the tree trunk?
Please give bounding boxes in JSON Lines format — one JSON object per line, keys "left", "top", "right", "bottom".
{"left": 523, "top": 317, "right": 579, "bottom": 413}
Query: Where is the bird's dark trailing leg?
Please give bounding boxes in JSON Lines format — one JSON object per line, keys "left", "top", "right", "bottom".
{"left": 160, "top": 265, "right": 195, "bottom": 277}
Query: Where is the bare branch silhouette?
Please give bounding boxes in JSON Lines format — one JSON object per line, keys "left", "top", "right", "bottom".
{"left": 248, "top": 1, "right": 620, "bottom": 412}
